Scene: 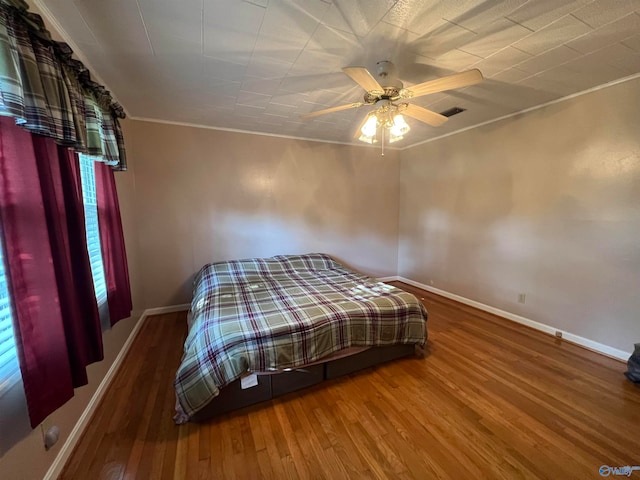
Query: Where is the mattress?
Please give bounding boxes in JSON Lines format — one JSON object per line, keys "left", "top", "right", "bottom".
{"left": 174, "top": 253, "right": 428, "bottom": 421}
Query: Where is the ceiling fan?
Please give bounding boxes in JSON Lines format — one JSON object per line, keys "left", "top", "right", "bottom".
{"left": 300, "top": 61, "right": 483, "bottom": 146}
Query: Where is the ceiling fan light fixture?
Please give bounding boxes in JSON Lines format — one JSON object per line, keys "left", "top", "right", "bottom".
{"left": 360, "top": 115, "right": 377, "bottom": 137}
{"left": 388, "top": 132, "right": 404, "bottom": 143}
{"left": 358, "top": 109, "right": 411, "bottom": 145}
{"left": 390, "top": 114, "right": 410, "bottom": 137}
{"left": 358, "top": 133, "right": 377, "bottom": 144}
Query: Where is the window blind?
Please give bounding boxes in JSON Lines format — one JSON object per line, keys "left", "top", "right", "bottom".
{"left": 0, "top": 235, "right": 20, "bottom": 394}
{"left": 79, "top": 155, "right": 108, "bottom": 307}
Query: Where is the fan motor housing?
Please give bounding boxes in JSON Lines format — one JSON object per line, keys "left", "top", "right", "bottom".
{"left": 364, "top": 87, "right": 401, "bottom": 104}
{"left": 376, "top": 61, "right": 402, "bottom": 87}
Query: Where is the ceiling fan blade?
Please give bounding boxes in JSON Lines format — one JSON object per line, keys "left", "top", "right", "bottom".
{"left": 300, "top": 102, "right": 364, "bottom": 119}
{"left": 406, "top": 69, "right": 483, "bottom": 98}
{"left": 342, "top": 67, "right": 384, "bottom": 93}
{"left": 403, "top": 104, "right": 448, "bottom": 127}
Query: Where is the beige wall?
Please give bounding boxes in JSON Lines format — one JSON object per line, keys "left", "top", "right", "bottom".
{"left": 115, "top": 120, "right": 144, "bottom": 315}
{"left": 399, "top": 78, "right": 640, "bottom": 353}
{"left": 129, "top": 121, "right": 401, "bottom": 308}
{"left": 0, "top": 120, "right": 142, "bottom": 479}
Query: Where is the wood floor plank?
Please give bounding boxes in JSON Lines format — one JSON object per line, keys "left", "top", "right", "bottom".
{"left": 206, "top": 417, "right": 225, "bottom": 479}
{"left": 59, "top": 284, "right": 640, "bottom": 479}
{"left": 272, "top": 400, "right": 313, "bottom": 480}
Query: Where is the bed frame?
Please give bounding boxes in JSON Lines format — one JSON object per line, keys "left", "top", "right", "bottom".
{"left": 191, "top": 344, "right": 419, "bottom": 422}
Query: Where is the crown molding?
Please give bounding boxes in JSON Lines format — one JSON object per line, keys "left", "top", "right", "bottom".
{"left": 129, "top": 116, "right": 402, "bottom": 150}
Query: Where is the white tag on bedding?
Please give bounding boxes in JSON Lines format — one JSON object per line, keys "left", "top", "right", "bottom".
{"left": 241, "top": 373, "right": 258, "bottom": 389}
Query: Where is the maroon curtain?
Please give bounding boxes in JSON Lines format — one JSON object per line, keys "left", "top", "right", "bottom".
{"left": 95, "top": 162, "right": 132, "bottom": 325}
{"left": 0, "top": 117, "right": 103, "bottom": 427}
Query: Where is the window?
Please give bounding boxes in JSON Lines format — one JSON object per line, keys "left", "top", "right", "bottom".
{"left": 79, "top": 155, "right": 108, "bottom": 313}
{"left": 0, "top": 233, "right": 20, "bottom": 395}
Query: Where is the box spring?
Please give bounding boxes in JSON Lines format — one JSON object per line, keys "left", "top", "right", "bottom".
{"left": 190, "top": 344, "right": 416, "bottom": 422}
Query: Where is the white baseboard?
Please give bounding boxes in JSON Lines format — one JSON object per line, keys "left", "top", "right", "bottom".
{"left": 143, "top": 303, "right": 191, "bottom": 316}
{"left": 376, "top": 276, "right": 399, "bottom": 282}
{"left": 384, "top": 276, "right": 630, "bottom": 362}
{"left": 43, "top": 304, "right": 190, "bottom": 480}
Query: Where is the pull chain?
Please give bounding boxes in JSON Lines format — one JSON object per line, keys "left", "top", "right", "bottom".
{"left": 381, "top": 128, "right": 385, "bottom": 156}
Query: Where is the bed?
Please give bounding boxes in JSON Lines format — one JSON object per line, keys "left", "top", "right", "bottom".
{"left": 174, "top": 253, "right": 428, "bottom": 423}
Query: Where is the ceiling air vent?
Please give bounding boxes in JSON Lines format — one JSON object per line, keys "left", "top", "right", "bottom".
{"left": 439, "top": 107, "right": 466, "bottom": 117}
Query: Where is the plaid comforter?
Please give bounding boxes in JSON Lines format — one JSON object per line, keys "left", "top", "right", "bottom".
{"left": 174, "top": 253, "right": 428, "bottom": 420}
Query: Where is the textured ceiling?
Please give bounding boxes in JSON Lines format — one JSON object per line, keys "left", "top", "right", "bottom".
{"left": 38, "top": 0, "right": 640, "bottom": 147}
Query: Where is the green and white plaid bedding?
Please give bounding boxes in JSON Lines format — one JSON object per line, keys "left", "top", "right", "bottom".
{"left": 174, "top": 253, "right": 428, "bottom": 421}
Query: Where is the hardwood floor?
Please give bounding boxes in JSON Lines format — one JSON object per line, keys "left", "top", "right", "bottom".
{"left": 60, "top": 282, "right": 640, "bottom": 479}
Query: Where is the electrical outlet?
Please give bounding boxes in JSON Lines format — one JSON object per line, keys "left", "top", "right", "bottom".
{"left": 429, "top": 280, "right": 434, "bottom": 286}
{"left": 43, "top": 426, "right": 59, "bottom": 450}
{"left": 518, "top": 293, "right": 526, "bottom": 304}
{"left": 40, "top": 419, "right": 59, "bottom": 450}
{"left": 555, "top": 331, "right": 563, "bottom": 339}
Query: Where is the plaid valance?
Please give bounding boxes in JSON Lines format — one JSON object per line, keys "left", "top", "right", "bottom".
{"left": 0, "top": 0, "right": 127, "bottom": 170}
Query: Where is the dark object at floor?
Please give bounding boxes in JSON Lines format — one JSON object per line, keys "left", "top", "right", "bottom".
{"left": 625, "top": 343, "right": 640, "bottom": 383}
